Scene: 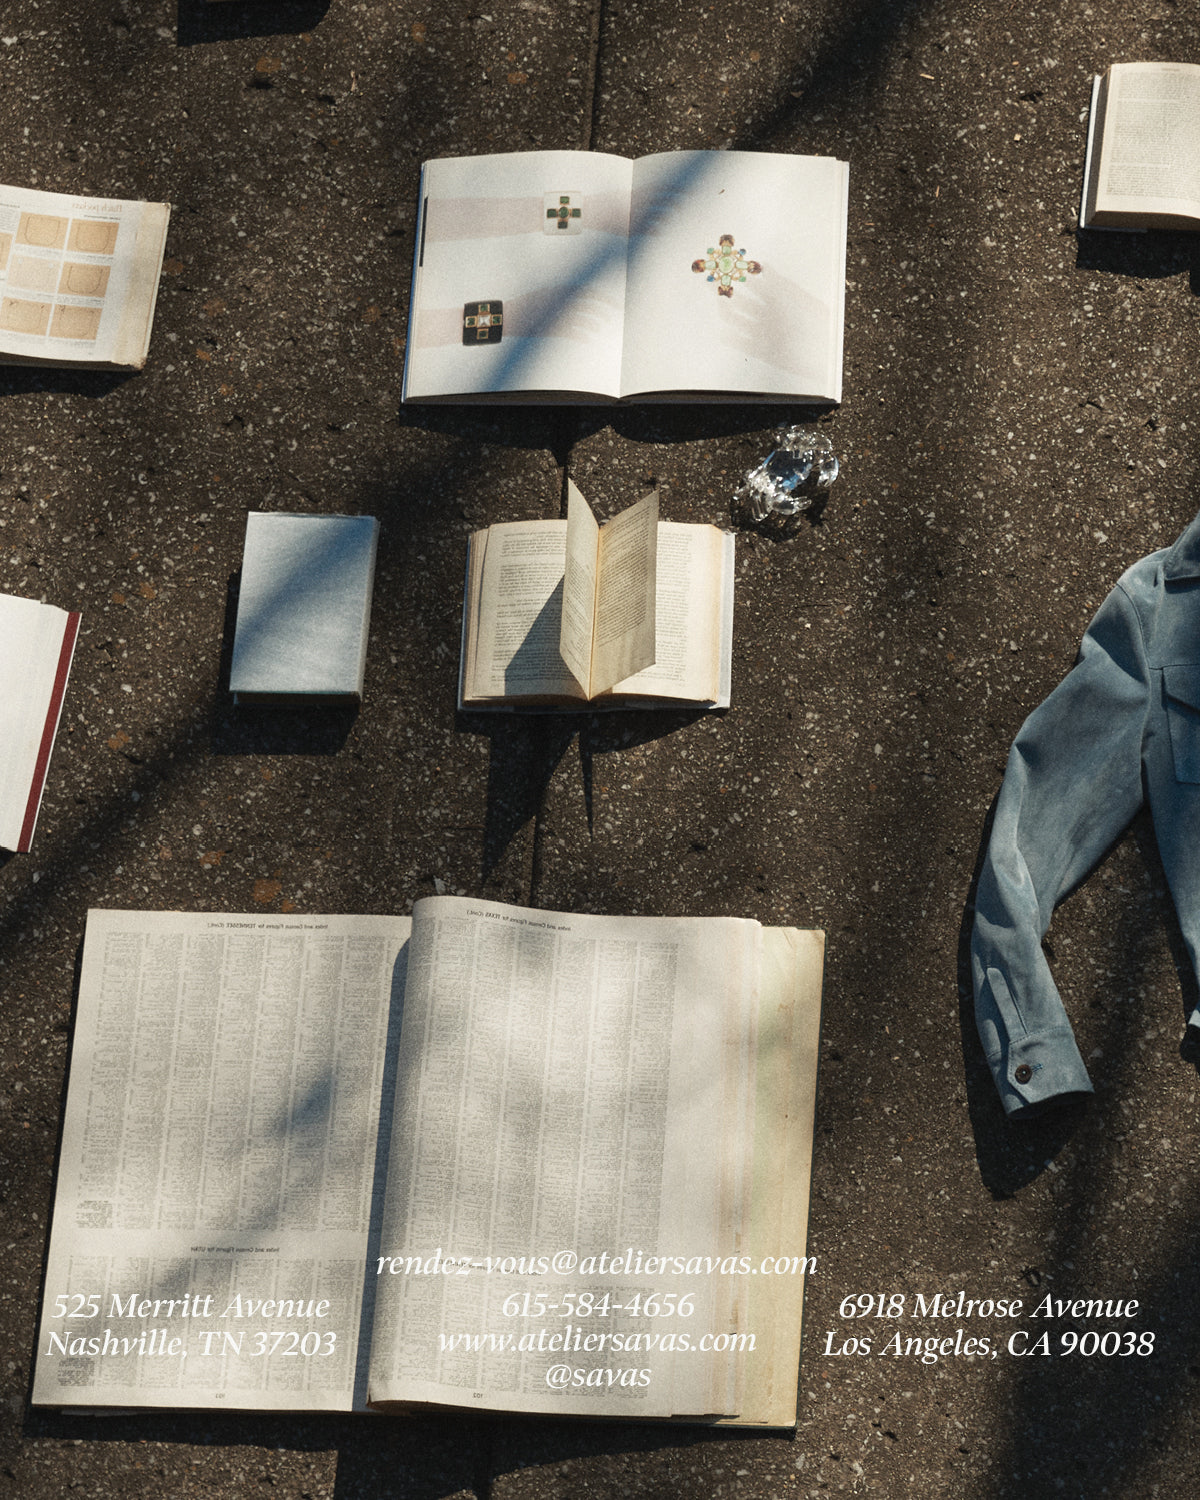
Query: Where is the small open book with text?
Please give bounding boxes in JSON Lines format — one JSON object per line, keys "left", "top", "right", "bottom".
{"left": 34, "top": 900, "right": 823, "bottom": 1427}
{"left": 1081, "top": 61, "right": 1200, "bottom": 230}
{"left": 459, "top": 483, "right": 734, "bottom": 710}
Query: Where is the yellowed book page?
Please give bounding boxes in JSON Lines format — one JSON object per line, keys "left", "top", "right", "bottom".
{"left": 1095, "top": 62, "right": 1200, "bottom": 225}
{"left": 719, "top": 926, "right": 823, "bottom": 1429}
{"left": 368, "top": 897, "right": 762, "bottom": 1419}
{"left": 705, "top": 919, "right": 762, "bottom": 1417}
{"left": 559, "top": 480, "right": 600, "bottom": 695}
{"left": 467, "top": 521, "right": 584, "bottom": 701}
{"left": 590, "top": 488, "right": 658, "bottom": 695}
{"left": 604, "top": 522, "right": 723, "bottom": 702}
{"left": 111, "top": 201, "right": 171, "bottom": 368}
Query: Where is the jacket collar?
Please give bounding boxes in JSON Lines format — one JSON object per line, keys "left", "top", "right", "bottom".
{"left": 1163, "top": 510, "right": 1200, "bottom": 581}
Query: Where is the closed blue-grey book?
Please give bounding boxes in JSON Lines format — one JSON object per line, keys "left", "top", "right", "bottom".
{"left": 230, "top": 512, "right": 379, "bottom": 704}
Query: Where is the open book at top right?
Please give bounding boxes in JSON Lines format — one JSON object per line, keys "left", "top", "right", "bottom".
{"left": 403, "top": 149, "right": 849, "bottom": 404}
{"left": 1081, "top": 61, "right": 1200, "bottom": 230}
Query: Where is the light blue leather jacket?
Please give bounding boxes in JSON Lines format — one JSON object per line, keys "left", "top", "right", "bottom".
{"left": 972, "top": 512, "right": 1200, "bottom": 1115}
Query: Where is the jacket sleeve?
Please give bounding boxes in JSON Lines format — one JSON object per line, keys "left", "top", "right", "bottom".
{"left": 971, "top": 581, "right": 1150, "bottom": 1116}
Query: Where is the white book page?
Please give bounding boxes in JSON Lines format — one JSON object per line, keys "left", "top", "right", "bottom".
{"left": 33, "top": 910, "right": 409, "bottom": 1412}
{"left": 602, "top": 522, "right": 724, "bottom": 703}
{"left": 0, "top": 184, "right": 165, "bottom": 365}
{"left": 559, "top": 481, "right": 600, "bottom": 696}
{"left": 590, "top": 488, "right": 658, "bottom": 694}
{"left": 619, "top": 151, "right": 847, "bottom": 399}
{"left": 0, "top": 595, "right": 71, "bottom": 851}
{"left": 1095, "top": 62, "right": 1200, "bottom": 222}
{"left": 405, "top": 151, "right": 633, "bottom": 399}
{"left": 369, "top": 897, "right": 761, "bottom": 1419}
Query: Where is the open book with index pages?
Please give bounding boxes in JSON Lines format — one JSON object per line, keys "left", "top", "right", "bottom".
{"left": 34, "top": 899, "right": 822, "bottom": 1427}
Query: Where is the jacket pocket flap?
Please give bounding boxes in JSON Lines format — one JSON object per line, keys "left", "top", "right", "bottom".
{"left": 1163, "top": 664, "right": 1200, "bottom": 713}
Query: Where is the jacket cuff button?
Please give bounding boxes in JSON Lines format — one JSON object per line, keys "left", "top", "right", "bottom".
{"left": 1014, "top": 1064, "right": 1032, "bottom": 1084}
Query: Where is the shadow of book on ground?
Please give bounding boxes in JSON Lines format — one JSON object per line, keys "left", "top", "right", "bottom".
{"left": 1076, "top": 226, "right": 1200, "bottom": 290}
{"left": 209, "top": 573, "right": 359, "bottom": 755}
{"left": 466, "top": 704, "right": 716, "bottom": 885}
{"left": 176, "top": 0, "right": 333, "bottom": 47}
{"left": 0, "top": 367, "right": 133, "bottom": 400}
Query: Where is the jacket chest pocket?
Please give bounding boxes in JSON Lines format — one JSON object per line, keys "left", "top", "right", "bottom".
{"left": 1164, "top": 665, "right": 1200, "bottom": 782}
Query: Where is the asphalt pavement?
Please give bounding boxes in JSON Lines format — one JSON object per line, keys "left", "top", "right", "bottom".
{"left": 3, "top": 1, "right": 1200, "bottom": 1497}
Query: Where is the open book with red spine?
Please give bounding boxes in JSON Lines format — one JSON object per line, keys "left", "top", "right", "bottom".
{"left": 0, "top": 594, "right": 80, "bottom": 853}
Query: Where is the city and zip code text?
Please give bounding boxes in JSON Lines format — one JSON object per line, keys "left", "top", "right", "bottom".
{"left": 824, "top": 1328, "right": 1155, "bottom": 1361}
